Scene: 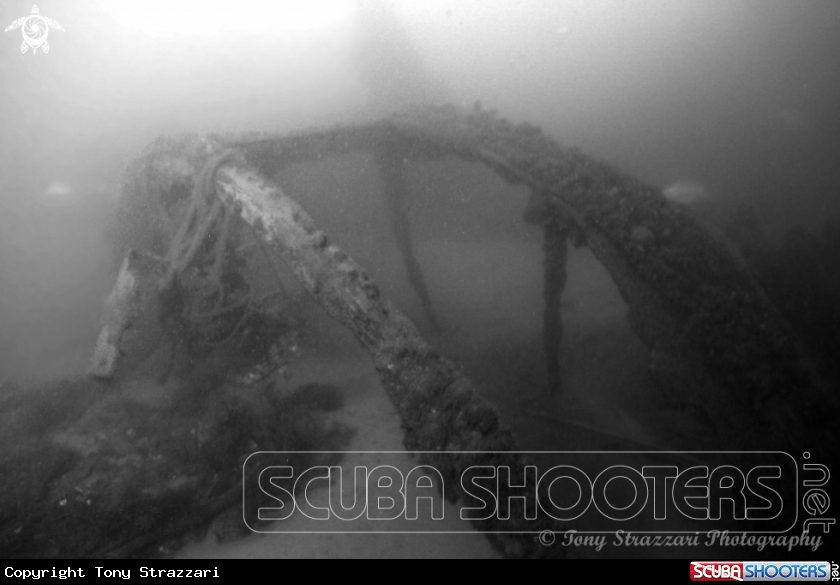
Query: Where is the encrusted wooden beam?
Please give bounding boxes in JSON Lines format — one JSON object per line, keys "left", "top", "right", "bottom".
{"left": 103, "top": 134, "right": 559, "bottom": 557}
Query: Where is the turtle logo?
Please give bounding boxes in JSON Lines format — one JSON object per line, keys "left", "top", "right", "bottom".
{"left": 4, "top": 5, "right": 65, "bottom": 55}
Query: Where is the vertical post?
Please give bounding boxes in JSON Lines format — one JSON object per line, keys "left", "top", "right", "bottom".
{"left": 525, "top": 189, "right": 571, "bottom": 394}
{"left": 375, "top": 145, "right": 440, "bottom": 331}
{"left": 543, "top": 220, "right": 569, "bottom": 394}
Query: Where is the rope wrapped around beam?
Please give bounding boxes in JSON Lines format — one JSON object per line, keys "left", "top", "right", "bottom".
{"left": 124, "top": 134, "right": 562, "bottom": 558}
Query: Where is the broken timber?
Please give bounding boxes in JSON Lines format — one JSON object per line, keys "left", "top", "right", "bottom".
{"left": 93, "top": 105, "right": 838, "bottom": 555}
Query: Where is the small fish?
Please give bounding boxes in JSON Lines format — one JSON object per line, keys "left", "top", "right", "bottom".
{"left": 662, "top": 180, "right": 709, "bottom": 207}
{"left": 43, "top": 180, "right": 75, "bottom": 199}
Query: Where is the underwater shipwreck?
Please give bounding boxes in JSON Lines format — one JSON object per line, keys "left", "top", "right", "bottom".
{"left": 1, "top": 104, "right": 838, "bottom": 559}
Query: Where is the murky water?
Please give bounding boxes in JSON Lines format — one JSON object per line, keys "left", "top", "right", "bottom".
{"left": 1, "top": 0, "right": 838, "bottom": 560}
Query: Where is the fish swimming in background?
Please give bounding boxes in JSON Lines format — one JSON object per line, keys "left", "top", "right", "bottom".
{"left": 39, "top": 180, "right": 112, "bottom": 215}
{"left": 663, "top": 179, "right": 748, "bottom": 267}
{"left": 662, "top": 180, "right": 709, "bottom": 207}
{"left": 43, "top": 180, "right": 75, "bottom": 199}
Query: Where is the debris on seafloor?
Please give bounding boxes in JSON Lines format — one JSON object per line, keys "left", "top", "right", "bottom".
{"left": 0, "top": 375, "right": 352, "bottom": 558}
{"left": 0, "top": 138, "right": 349, "bottom": 558}
{"left": 2, "top": 104, "right": 837, "bottom": 559}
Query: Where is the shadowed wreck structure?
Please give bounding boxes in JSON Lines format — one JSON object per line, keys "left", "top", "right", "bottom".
{"left": 171, "top": 103, "right": 835, "bottom": 452}
{"left": 3, "top": 105, "right": 838, "bottom": 559}
{"left": 99, "top": 104, "right": 840, "bottom": 546}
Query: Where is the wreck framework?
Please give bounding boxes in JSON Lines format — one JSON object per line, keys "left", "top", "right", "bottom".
{"left": 90, "top": 105, "right": 838, "bottom": 557}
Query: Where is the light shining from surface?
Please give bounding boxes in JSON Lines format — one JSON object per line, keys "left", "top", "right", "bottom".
{"left": 102, "top": 0, "right": 355, "bottom": 38}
